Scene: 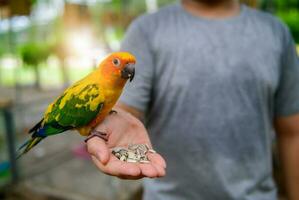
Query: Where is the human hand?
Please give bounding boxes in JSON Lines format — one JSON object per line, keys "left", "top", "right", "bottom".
{"left": 86, "top": 109, "right": 166, "bottom": 179}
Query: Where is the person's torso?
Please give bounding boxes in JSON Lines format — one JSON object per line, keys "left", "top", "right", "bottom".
{"left": 139, "top": 4, "right": 285, "bottom": 200}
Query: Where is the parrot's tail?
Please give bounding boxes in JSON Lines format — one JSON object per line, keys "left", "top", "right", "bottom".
{"left": 17, "top": 136, "right": 45, "bottom": 159}
{"left": 17, "top": 119, "right": 46, "bottom": 159}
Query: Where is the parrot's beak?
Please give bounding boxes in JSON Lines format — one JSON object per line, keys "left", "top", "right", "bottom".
{"left": 121, "top": 63, "right": 135, "bottom": 82}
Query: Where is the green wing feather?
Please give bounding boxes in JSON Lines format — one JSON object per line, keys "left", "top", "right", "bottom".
{"left": 17, "top": 83, "right": 105, "bottom": 158}
{"left": 43, "top": 84, "right": 104, "bottom": 136}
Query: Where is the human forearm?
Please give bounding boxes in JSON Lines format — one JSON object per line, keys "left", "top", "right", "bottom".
{"left": 277, "top": 134, "right": 299, "bottom": 200}
{"left": 275, "top": 115, "right": 299, "bottom": 200}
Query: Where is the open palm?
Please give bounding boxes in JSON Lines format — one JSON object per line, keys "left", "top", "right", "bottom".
{"left": 86, "top": 109, "right": 166, "bottom": 179}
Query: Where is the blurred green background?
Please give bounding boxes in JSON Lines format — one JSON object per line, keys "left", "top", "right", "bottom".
{"left": 0, "top": 0, "right": 298, "bottom": 200}
{"left": 0, "top": 0, "right": 298, "bottom": 88}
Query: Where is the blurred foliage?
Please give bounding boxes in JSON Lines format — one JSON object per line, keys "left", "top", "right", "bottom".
{"left": 157, "top": 0, "right": 176, "bottom": 7}
{"left": 19, "top": 42, "right": 52, "bottom": 67}
{"left": 0, "top": 46, "right": 5, "bottom": 58}
{"left": 277, "top": 10, "right": 299, "bottom": 43}
{"left": 89, "top": 0, "right": 147, "bottom": 50}
{"left": 275, "top": 0, "right": 299, "bottom": 8}
{"left": 274, "top": 0, "right": 299, "bottom": 43}
{"left": 91, "top": 0, "right": 145, "bottom": 29}
{"left": 18, "top": 42, "right": 53, "bottom": 89}
{"left": 31, "top": 0, "right": 37, "bottom": 5}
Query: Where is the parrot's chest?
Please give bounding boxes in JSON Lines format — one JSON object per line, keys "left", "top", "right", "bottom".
{"left": 87, "top": 88, "right": 122, "bottom": 128}
{"left": 104, "top": 89, "right": 122, "bottom": 105}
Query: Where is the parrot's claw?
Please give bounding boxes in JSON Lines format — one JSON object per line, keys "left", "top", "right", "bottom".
{"left": 85, "top": 130, "right": 109, "bottom": 143}
{"left": 109, "top": 110, "right": 118, "bottom": 115}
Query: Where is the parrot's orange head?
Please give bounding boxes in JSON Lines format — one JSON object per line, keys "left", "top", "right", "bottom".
{"left": 100, "top": 52, "right": 136, "bottom": 83}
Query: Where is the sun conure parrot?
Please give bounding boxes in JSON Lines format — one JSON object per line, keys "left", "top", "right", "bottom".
{"left": 17, "top": 52, "right": 135, "bottom": 158}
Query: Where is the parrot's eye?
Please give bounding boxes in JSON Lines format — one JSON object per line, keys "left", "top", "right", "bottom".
{"left": 112, "top": 58, "right": 121, "bottom": 67}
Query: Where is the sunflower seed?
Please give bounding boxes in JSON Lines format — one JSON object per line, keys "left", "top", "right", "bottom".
{"left": 127, "top": 158, "right": 138, "bottom": 163}
{"left": 111, "top": 144, "right": 157, "bottom": 164}
{"left": 120, "top": 155, "right": 127, "bottom": 161}
{"left": 148, "top": 149, "right": 156, "bottom": 153}
{"left": 140, "top": 160, "right": 150, "bottom": 164}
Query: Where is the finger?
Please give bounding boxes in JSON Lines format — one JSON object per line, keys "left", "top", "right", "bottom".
{"left": 139, "top": 163, "right": 159, "bottom": 178}
{"left": 91, "top": 155, "right": 141, "bottom": 177}
{"left": 147, "top": 153, "right": 167, "bottom": 169}
{"left": 147, "top": 154, "right": 166, "bottom": 177}
{"left": 151, "top": 163, "right": 166, "bottom": 177}
{"left": 118, "top": 174, "right": 145, "bottom": 180}
{"left": 86, "top": 137, "right": 110, "bottom": 164}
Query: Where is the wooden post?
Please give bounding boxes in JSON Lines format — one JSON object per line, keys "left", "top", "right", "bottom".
{"left": 0, "top": 99, "right": 19, "bottom": 183}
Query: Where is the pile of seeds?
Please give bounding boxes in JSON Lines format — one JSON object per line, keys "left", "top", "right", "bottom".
{"left": 112, "top": 144, "right": 156, "bottom": 163}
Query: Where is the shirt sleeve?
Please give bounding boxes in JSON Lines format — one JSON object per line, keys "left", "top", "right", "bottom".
{"left": 274, "top": 27, "right": 299, "bottom": 117}
{"left": 118, "top": 18, "right": 155, "bottom": 113}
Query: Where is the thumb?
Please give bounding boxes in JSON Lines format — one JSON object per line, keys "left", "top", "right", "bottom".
{"left": 86, "top": 137, "right": 110, "bottom": 164}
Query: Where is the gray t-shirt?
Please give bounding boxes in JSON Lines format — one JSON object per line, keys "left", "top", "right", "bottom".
{"left": 120, "top": 3, "right": 299, "bottom": 200}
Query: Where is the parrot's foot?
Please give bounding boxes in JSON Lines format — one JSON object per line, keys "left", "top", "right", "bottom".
{"left": 84, "top": 130, "right": 109, "bottom": 143}
{"left": 109, "top": 110, "right": 117, "bottom": 115}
